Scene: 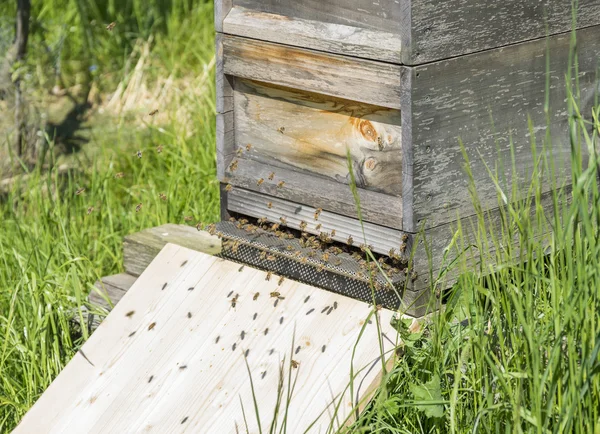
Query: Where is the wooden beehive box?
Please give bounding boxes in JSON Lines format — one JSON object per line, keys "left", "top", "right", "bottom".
{"left": 215, "top": 0, "right": 600, "bottom": 316}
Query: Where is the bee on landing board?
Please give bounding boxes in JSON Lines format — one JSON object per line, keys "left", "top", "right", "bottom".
{"left": 268, "top": 172, "right": 275, "bottom": 180}
{"left": 277, "top": 181, "right": 285, "bottom": 189}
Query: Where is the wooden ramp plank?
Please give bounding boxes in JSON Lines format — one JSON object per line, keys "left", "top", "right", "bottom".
{"left": 90, "top": 273, "right": 137, "bottom": 310}
{"left": 15, "top": 244, "right": 399, "bottom": 433}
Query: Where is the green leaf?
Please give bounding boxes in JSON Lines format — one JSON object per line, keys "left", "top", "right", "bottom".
{"left": 409, "top": 374, "right": 444, "bottom": 418}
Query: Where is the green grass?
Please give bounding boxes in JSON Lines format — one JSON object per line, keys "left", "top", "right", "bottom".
{"left": 1, "top": 1, "right": 599, "bottom": 433}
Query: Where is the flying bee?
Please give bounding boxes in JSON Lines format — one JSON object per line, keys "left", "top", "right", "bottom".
{"left": 114, "top": 172, "right": 124, "bottom": 179}
{"left": 299, "top": 221, "right": 307, "bottom": 231}
{"left": 268, "top": 172, "right": 275, "bottom": 180}
{"left": 156, "top": 145, "right": 163, "bottom": 153}
{"left": 286, "top": 245, "right": 294, "bottom": 251}
{"left": 75, "top": 187, "right": 85, "bottom": 195}
{"left": 266, "top": 271, "right": 272, "bottom": 281}
{"left": 230, "top": 294, "right": 239, "bottom": 308}
{"left": 253, "top": 292, "right": 260, "bottom": 300}
{"left": 225, "top": 184, "right": 233, "bottom": 192}
{"left": 291, "top": 360, "right": 299, "bottom": 369}
{"left": 314, "top": 208, "right": 322, "bottom": 220}
{"left": 278, "top": 276, "right": 285, "bottom": 286}
{"left": 158, "top": 193, "right": 167, "bottom": 201}
{"left": 315, "top": 224, "right": 322, "bottom": 231}
{"left": 148, "top": 109, "right": 159, "bottom": 116}
{"left": 135, "top": 203, "right": 142, "bottom": 212}
{"left": 257, "top": 178, "right": 264, "bottom": 186}
{"left": 347, "top": 235, "right": 354, "bottom": 246}
{"left": 228, "top": 160, "right": 238, "bottom": 172}
{"left": 184, "top": 216, "right": 193, "bottom": 222}
{"left": 136, "top": 150, "right": 143, "bottom": 158}
{"left": 277, "top": 181, "right": 285, "bottom": 189}
{"left": 87, "top": 206, "right": 94, "bottom": 215}
{"left": 246, "top": 144, "right": 252, "bottom": 151}
{"left": 280, "top": 217, "right": 287, "bottom": 225}
{"left": 278, "top": 126, "right": 285, "bottom": 134}
{"left": 270, "top": 291, "right": 280, "bottom": 298}
{"left": 106, "top": 21, "right": 116, "bottom": 31}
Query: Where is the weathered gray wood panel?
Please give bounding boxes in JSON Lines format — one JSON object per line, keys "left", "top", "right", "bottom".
{"left": 223, "top": 6, "right": 401, "bottom": 63}
{"left": 216, "top": 111, "right": 235, "bottom": 180}
{"left": 124, "top": 224, "right": 221, "bottom": 276}
{"left": 216, "top": 33, "right": 233, "bottom": 114}
{"left": 233, "top": 0, "right": 402, "bottom": 34}
{"left": 214, "top": 0, "right": 232, "bottom": 32}
{"left": 222, "top": 34, "right": 402, "bottom": 109}
{"left": 227, "top": 187, "right": 407, "bottom": 257}
{"left": 234, "top": 78, "right": 403, "bottom": 197}
{"left": 221, "top": 157, "right": 403, "bottom": 230}
{"left": 403, "top": 0, "right": 600, "bottom": 64}
{"left": 408, "top": 26, "right": 600, "bottom": 229}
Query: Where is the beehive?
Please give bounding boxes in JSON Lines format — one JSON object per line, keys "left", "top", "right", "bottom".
{"left": 214, "top": 0, "right": 600, "bottom": 316}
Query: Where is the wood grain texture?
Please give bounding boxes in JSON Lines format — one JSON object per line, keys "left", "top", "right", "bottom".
{"left": 223, "top": 6, "right": 402, "bottom": 63}
{"left": 227, "top": 187, "right": 407, "bottom": 257}
{"left": 222, "top": 34, "right": 402, "bottom": 109}
{"left": 216, "top": 111, "right": 235, "bottom": 180}
{"left": 234, "top": 0, "right": 402, "bottom": 34}
{"left": 123, "top": 224, "right": 221, "bottom": 276}
{"left": 402, "top": 0, "right": 600, "bottom": 64}
{"left": 214, "top": 0, "right": 232, "bottom": 33}
{"left": 408, "top": 26, "right": 600, "bottom": 229}
{"left": 15, "top": 244, "right": 401, "bottom": 433}
{"left": 216, "top": 33, "right": 233, "bottom": 114}
{"left": 221, "top": 157, "right": 403, "bottom": 230}
{"left": 90, "top": 273, "right": 137, "bottom": 311}
{"left": 234, "top": 78, "right": 403, "bottom": 197}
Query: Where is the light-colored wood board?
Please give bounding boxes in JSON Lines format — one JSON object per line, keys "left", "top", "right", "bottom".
{"left": 222, "top": 34, "right": 402, "bottom": 109}
{"left": 233, "top": 78, "right": 403, "bottom": 197}
{"left": 214, "top": 0, "right": 232, "bottom": 33}
{"left": 222, "top": 157, "right": 403, "bottom": 230}
{"left": 216, "top": 111, "right": 235, "bottom": 180}
{"left": 123, "top": 224, "right": 221, "bottom": 276}
{"left": 234, "top": 0, "right": 402, "bottom": 34}
{"left": 215, "top": 32, "right": 234, "bottom": 114}
{"left": 402, "top": 0, "right": 600, "bottom": 64}
{"left": 15, "top": 244, "right": 400, "bottom": 433}
{"left": 90, "top": 273, "right": 137, "bottom": 310}
{"left": 408, "top": 26, "right": 599, "bottom": 229}
{"left": 223, "top": 6, "right": 401, "bottom": 63}
{"left": 227, "top": 187, "right": 407, "bottom": 257}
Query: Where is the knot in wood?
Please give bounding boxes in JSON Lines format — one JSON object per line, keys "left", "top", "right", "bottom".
{"left": 364, "top": 158, "right": 377, "bottom": 171}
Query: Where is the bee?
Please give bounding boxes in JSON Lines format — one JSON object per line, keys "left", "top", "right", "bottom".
{"left": 377, "top": 135, "right": 385, "bottom": 151}
{"left": 195, "top": 221, "right": 204, "bottom": 231}
{"left": 299, "top": 221, "right": 307, "bottom": 231}
{"left": 148, "top": 322, "right": 156, "bottom": 331}
{"left": 400, "top": 243, "right": 407, "bottom": 254}
{"left": 376, "top": 304, "right": 383, "bottom": 311}
{"left": 87, "top": 206, "right": 94, "bottom": 215}
{"left": 230, "top": 294, "right": 239, "bottom": 308}
{"left": 321, "top": 252, "right": 330, "bottom": 262}
{"left": 266, "top": 271, "right": 272, "bottom": 281}
{"left": 402, "top": 234, "right": 409, "bottom": 242}
{"left": 225, "top": 184, "right": 233, "bottom": 192}
{"left": 156, "top": 145, "right": 164, "bottom": 153}
{"left": 330, "top": 229, "right": 336, "bottom": 237}
{"left": 207, "top": 223, "right": 217, "bottom": 235}
{"left": 300, "top": 257, "right": 308, "bottom": 264}
{"left": 253, "top": 292, "right": 260, "bottom": 300}
{"left": 125, "top": 310, "right": 135, "bottom": 318}
{"left": 270, "top": 291, "right": 280, "bottom": 298}
{"left": 159, "top": 193, "right": 167, "bottom": 201}
{"left": 316, "top": 264, "right": 325, "bottom": 273}
{"left": 106, "top": 21, "right": 116, "bottom": 31}
{"left": 271, "top": 223, "right": 280, "bottom": 231}
{"left": 135, "top": 203, "right": 142, "bottom": 212}
{"left": 389, "top": 248, "right": 396, "bottom": 257}
{"left": 411, "top": 271, "right": 418, "bottom": 281}
{"left": 75, "top": 187, "right": 85, "bottom": 195}
{"left": 184, "top": 216, "right": 193, "bottom": 222}
{"left": 246, "top": 144, "right": 252, "bottom": 151}
{"left": 267, "top": 202, "right": 273, "bottom": 209}
{"left": 228, "top": 160, "right": 238, "bottom": 172}
{"left": 232, "top": 242, "right": 240, "bottom": 253}
{"left": 333, "top": 258, "right": 342, "bottom": 266}
{"left": 266, "top": 254, "right": 276, "bottom": 261}
{"left": 291, "top": 360, "right": 299, "bottom": 369}
{"left": 236, "top": 148, "right": 244, "bottom": 156}
{"left": 257, "top": 217, "right": 268, "bottom": 225}
{"left": 257, "top": 178, "right": 264, "bottom": 186}
{"left": 314, "top": 208, "right": 322, "bottom": 220}
{"left": 114, "top": 172, "right": 124, "bottom": 179}
{"left": 268, "top": 172, "right": 275, "bottom": 180}
{"left": 148, "top": 109, "right": 159, "bottom": 116}
{"left": 259, "top": 251, "right": 267, "bottom": 260}
{"left": 238, "top": 265, "right": 245, "bottom": 272}
{"left": 277, "top": 181, "right": 285, "bottom": 189}
{"left": 278, "top": 276, "right": 285, "bottom": 286}
{"left": 347, "top": 235, "right": 354, "bottom": 246}
{"left": 278, "top": 126, "right": 285, "bottom": 134}
{"left": 136, "top": 150, "right": 143, "bottom": 158}
{"left": 280, "top": 217, "right": 287, "bottom": 225}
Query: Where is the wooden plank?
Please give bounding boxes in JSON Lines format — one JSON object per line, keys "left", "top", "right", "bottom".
{"left": 221, "top": 157, "right": 403, "bottom": 230}
{"left": 123, "top": 224, "right": 221, "bottom": 276}
{"left": 234, "top": 0, "right": 402, "bottom": 34}
{"left": 216, "top": 111, "right": 235, "bottom": 180}
{"left": 408, "top": 25, "right": 599, "bottom": 229}
{"left": 402, "top": 0, "right": 600, "bottom": 64}
{"left": 215, "top": 32, "right": 234, "bottom": 114}
{"left": 222, "top": 34, "right": 402, "bottom": 109}
{"left": 227, "top": 187, "right": 407, "bottom": 257}
{"left": 214, "top": 0, "right": 232, "bottom": 33}
{"left": 223, "top": 6, "right": 402, "bottom": 63}
{"left": 233, "top": 78, "right": 403, "bottom": 197}
{"left": 15, "top": 244, "right": 401, "bottom": 433}
{"left": 90, "top": 273, "right": 137, "bottom": 310}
